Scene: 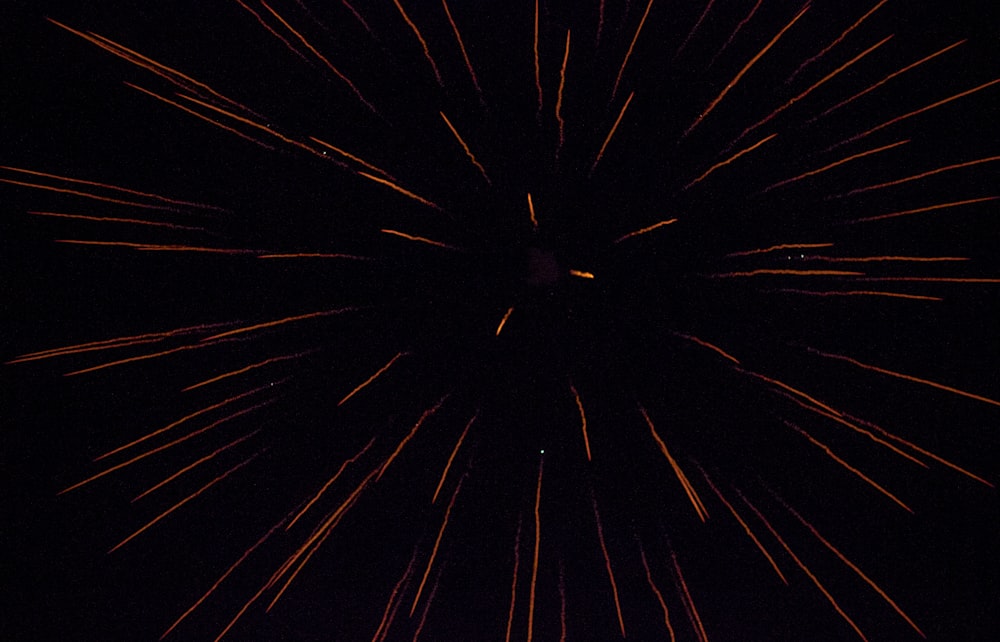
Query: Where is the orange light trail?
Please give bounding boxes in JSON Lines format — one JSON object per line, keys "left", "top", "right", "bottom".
{"left": 235, "top": 0, "right": 311, "bottom": 65}
{"left": 0, "top": 178, "right": 182, "bottom": 213}
{"left": 785, "top": 0, "right": 889, "bottom": 84}
{"left": 785, "top": 420, "right": 913, "bottom": 512}
{"left": 28, "top": 210, "right": 203, "bottom": 231}
{"left": 810, "top": 39, "right": 967, "bottom": 123}
{"left": 709, "top": 268, "right": 863, "bottom": 278}
{"left": 441, "top": 0, "right": 481, "bottom": 96}
{"left": 774, "top": 289, "right": 942, "bottom": 302}
{"left": 739, "top": 492, "right": 869, "bottom": 641}
{"left": 590, "top": 91, "right": 634, "bottom": 175}
{"left": 412, "top": 562, "right": 445, "bottom": 642}
{"left": 762, "top": 139, "right": 909, "bottom": 193}
{"left": 205, "top": 307, "right": 357, "bottom": 341}
{"left": 526, "top": 457, "right": 543, "bottom": 642}
{"left": 60, "top": 400, "right": 274, "bottom": 495}
{"left": 309, "top": 136, "right": 394, "bottom": 179}
{"left": 54, "top": 240, "right": 257, "bottom": 254}
{"left": 675, "top": 0, "right": 715, "bottom": 60}
{"left": 850, "top": 196, "right": 1000, "bottom": 223}
{"left": 371, "top": 549, "right": 418, "bottom": 642}
{"left": 558, "top": 560, "right": 567, "bottom": 642}
{"left": 591, "top": 494, "right": 627, "bottom": 638}
{"left": 638, "top": 540, "right": 676, "bottom": 642}
{"left": 738, "top": 367, "right": 844, "bottom": 417}
{"left": 807, "top": 347, "right": 1000, "bottom": 408}
{"left": 640, "top": 404, "right": 708, "bottom": 521}
{"left": 504, "top": 515, "right": 523, "bottom": 642}
{"left": 257, "top": 252, "right": 372, "bottom": 260}
{"left": 707, "top": 0, "right": 762, "bottom": 69}
{"left": 726, "top": 242, "right": 833, "bottom": 257}
{"left": 613, "top": 218, "right": 677, "bottom": 244}
{"left": 359, "top": 172, "right": 443, "bottom": 211}
{"left": 555, "top": 29, "right": 570, "bottom": 160}
{"left": 378, "top": 395, "right": 450, "bottom": 481}
{"left": 109, "top": 452, "right": 260, "bottom": 553}
{"left": 685, "top": 133, "right": 776, "bottom": 190}
{"left": 776, "top": 494, "right": 926, "bottom": 637}
{"left": 533, "top": 0, "right": 542, "bottom": 115}
{"left": 410, "top": 475, "right": 465, "bottom": 615}
{"left": 496, "top": 307, "right": 515, "bottom": 336}
{"left": 339, "top": 352, "right": 408, "bottom": 406}
{"left": 854, "top": 276, "right": 1000, "bottom": 284}
{"left": 440, "top": 111, "right": 491, "bottom": 184}
{"left": 133, "top": 430, "right": 260, "bottom": 502}
{"left": 570, "top": 382, "right": 592, "bottom": 461}
{"left": 432, "top": 413, "right": 475, "bottom": 503}
{"left": 527, "top": 193, "right": 539, "bottom": 228}
{"left": 62, "top": 340, "right": 221, "bottom": 377}
{"left": 803, "top": 255, "right": 969, "bottom": 263}
{"left": 683, "top": 3, "right": 809, "bottom": 138}
{"left": 288, "top": 437, "right": 376, "bottom": 530}
{"left": 840, "top": 156, "right": 1000, "bottom": 197}
{"left": 670, "top": 550, "right": 708, "bottom": 642}
{"left": 380, "top": 228, "right": 462, "bottom": 251}
{"left": 829, "top": 78, "right": 1000, "bottom": 151}
{"left": 696, "top": 466, "right": 787, "bottom": 584}
{"left": 611, "top": 0, "right": 654, "bottom": 100}
{"left": 393, "top": 0, "right": 443, "bottom": 86}
{"left": 569, "top": 269, "right": 595, "bottom": 279}
{"left": 672, "top": 332, "right": 740, "bottom": 364}
{"left": 184, "top": 351, "right": 312, "bottom": 391}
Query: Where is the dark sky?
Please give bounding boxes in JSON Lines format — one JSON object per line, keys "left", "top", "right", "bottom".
{"left": 3, "top": 1, "right": 998, "bottom": 640}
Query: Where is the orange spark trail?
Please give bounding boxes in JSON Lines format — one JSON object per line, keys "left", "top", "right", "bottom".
{"left": 850, "top": 196, "right": 1000, "bottom": 223}
{"left": 762, "top": 140, "right": 910, "bottom": 193}
{"left": 776, "top": 495, "right": 926, "bottom": 637}
{"left": 775, "top": 289, "right": 942, "bottom": 302}
{"left": 640, "top": 404, "right": 709, "bottom": 521}
{"left": 161, "top": 508, "right": 298, "bottom": 639}
{"left": 838, "top": 157, "right": 1000, "bottom": 198}
{"left": 96, "top": 384, "right": 272, "bottom": 461}
{"left": 803, "top": 255, "right": 969, "bottom": 263}
{"left": 684, "top": 133, "right": 776, "bottom": 189}
{"left": 558, "top": 560, "right": 567, "bottom": 642}
{"left": 28, "top": 210, "right": 203, "bottom": 231}
{"left": 54, "top": 240, "right": 257, "bottom": 254}
{"left": 807, "top": 348, "right": 1000, "bottom": 408}
{"left": 184, "top": 351, "right": 311, "bottom": 391}
{"left": 527, "top": 193, "right": 539, "bottom": 228}
{"left": 0, "top": 178, "right": 182, "bottom": 212}
{"left": 555, "top": 30, "right": 571, "bottom": 160}
{"left": 258, "top": 252, "right": 372, "bottom": 260}
{"left": 309, "top": 136, "right": 394, "bottom": 179}
{"left": 359, "top": 172, "right": 443, "bottom": 211}
{"left": 504, "top": 515, "right": 523, "bottom": 642}
{"left": 381, "top": 229, "right": 462, "bottom": 251}
{"left": 378, "top": 395, "right": 450, "bottom": 481}
{"left": 432, "top": 413, "right": 475, "bottom": 503}
{"left": 709, "top": 268, "right": 863, "bottom": 278}
{"left": 675, "top": 0, "right": 715, "bottom": 60}
{"left": 258, "top": 1, "right": 375, "bottom": 112}
{"left": 785, "top": 420, "right": 913, "bottom": 513}
{"left": 109, "top": 453, "right": 260, "bottom": 553}
{"left": 288, "top": 437, "right": 376, "bottom": 530}
{"left": 235, "top": 0, "right": 311, "bottom": 65}
{"left": 440, "top": 112, "right": 491, "bottom": 184}
{"left": 569, "top": 269, "right": 595, "bottom": 279}
{"left": 739, "top": 492, "right": 869, "bottom": 641}
{"left": 533, "top": 0, "right": 542, "bottom": 116}
{"left": 828, "top": 78, "right": 1000, "bottom": 151}
{"left": 638, "top": 541, "right": 676, "bottom": 641}
{"left": 590, "top": 91, "right": 635, "bottom": 175}
{"left": 372, "top": 549, "right": 419, "bottom": 642}
{"left": 810, "top": 40, "right": 967, "bottom": 122}
{"left": 124, "top": 82, "right": 277, "bottom": 150}
{"left": 569, "top": 382, "right": 592, "bottom": 461}
{"left": 855, "top": 277, "right": 1000, "bottom": 284}
{"left": 611, "top": 0, "right": 654, "bottom": 100}
{"left": 591, "top": 494, "right": 627, "bottom": 638}
{"left": 63, "top": 341, "right": 222, "bottom": 377}
{"left": 696, "top": 466, "right": 787, "bottom": 584}
{"left": 410, "top": 475, "right": 465, "bottom": 615}
{"left": 441, "top": 0, "right": 482, "bottom": 96}
{"left": 707, "top": 0, "right": 762, "bottom": 69}
{"left": 496, "top": 307, "right": 515, "bottom": 336}
{"left": 61, "top": 400, "right": 274, "bottom": 494}
{"left": 133, "top": 431, "right": 260, "bottom": 502}
{"left": 739, "top": 368, "right": 843, "bottom": 417}
{"left": 670, "top": 551, "right": 708, "bottom": 642}
{"left": 683, "top": 3, "right": 809, "bottom": 138}
{"left": 844, "top": 413, "right": 993, "bottom": 487}
{"left": 672, "top": 332, "right": 740, "bottom": 364}
{"left": 339, "top": 352, "right": 408, "bottom": 406}
{"left": 412, "top": 562, "right": 445, "bottom": 642}
{"left": 613, "top": 218, "right": 677, "bottom": 244}
{"left": 206, "top": 307, "right": 357, "bottom": 341}
{"left": 726, "top": 242, "right": 833, "bottom": 258}
{"left": 526, "top": 457, "right": 543, "bottom": 642}
{"left": 393, "top": 0, "right": 443, "bottom": 86}
{"left": 785, "top": 0, "right": 890, "bottom": 84}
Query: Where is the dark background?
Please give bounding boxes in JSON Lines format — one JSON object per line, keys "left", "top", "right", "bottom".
{"left": 3, "top": 1, "right": 998, "bottom": 640}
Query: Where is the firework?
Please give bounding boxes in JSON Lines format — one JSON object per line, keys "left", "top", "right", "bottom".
{"left": 4, "top": 1, "right": 998, "bottom": 640}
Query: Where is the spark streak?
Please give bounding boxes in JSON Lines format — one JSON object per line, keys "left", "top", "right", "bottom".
{"left": 591, "top": 494, "right": 626, "bottom": 637}
{"left": 526, "top": 457, "right": 543, "bottom": 642}
{"left": 640, "top": 404, "right": 708, "bottom": 521}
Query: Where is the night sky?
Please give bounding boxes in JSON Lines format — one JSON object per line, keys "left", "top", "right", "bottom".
{"left": 3, "top": 1, "right": 999, "bottom": 640}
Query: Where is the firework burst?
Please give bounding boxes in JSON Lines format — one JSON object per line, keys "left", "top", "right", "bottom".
{"left": 4, "top": 1, "right": 999, "bottom": 640}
